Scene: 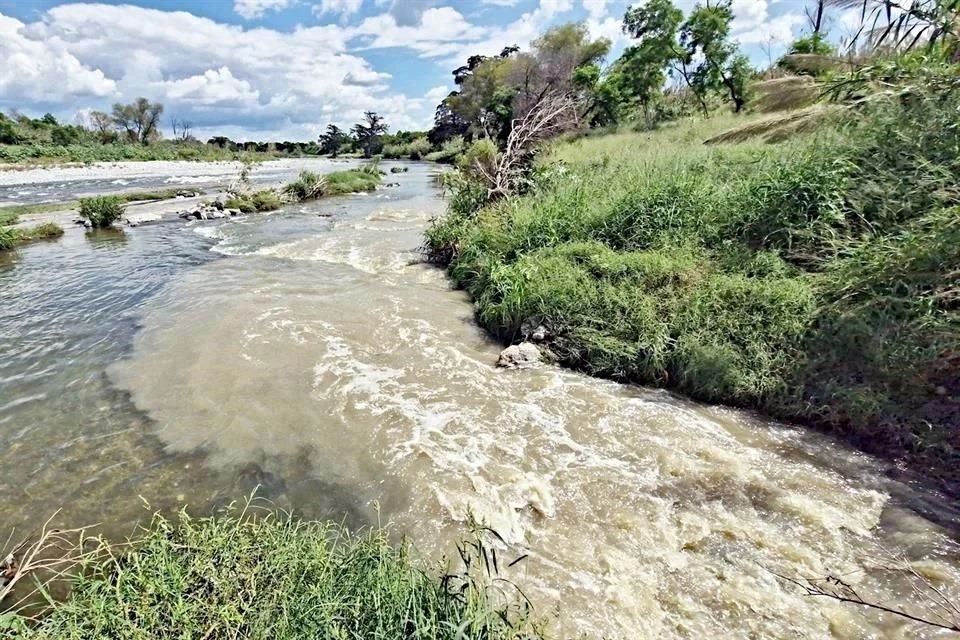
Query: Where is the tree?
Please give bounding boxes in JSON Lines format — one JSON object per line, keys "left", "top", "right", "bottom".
{"left": 88, "top": 111, "right": 116, "bottom": 143}
{"left": 171, "top": 117, "right": 194, "bottom": 142}
{"left": 681, "top": 1, "right": 752, "bottom": 113}
{"left": 318, "top": 124, "right": 349, "bottom": 156}
{"left": 111, "top": 97, "right": 164, "bottom": 144}
{"left": 352, "top": 112, "right": 388, "bottom": 158}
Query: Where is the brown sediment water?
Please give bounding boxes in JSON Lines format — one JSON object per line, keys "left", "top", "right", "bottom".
{"left": 1, "top": 163, "right": 958, "bottom": 638}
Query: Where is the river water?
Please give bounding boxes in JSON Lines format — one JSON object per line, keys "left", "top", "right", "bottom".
{"left": 1, "top": 162, "right": 958, "bottom": 638}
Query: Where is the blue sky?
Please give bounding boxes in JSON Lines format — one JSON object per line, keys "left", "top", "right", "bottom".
{"left": 0, "top": 1, "right": 842, "bottom": 141}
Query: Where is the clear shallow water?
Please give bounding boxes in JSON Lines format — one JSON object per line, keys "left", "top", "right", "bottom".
{"left": 2, "top": 163, "right": 959, "bottom": 638}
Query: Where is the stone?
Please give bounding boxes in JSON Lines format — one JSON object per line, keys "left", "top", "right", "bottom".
{"left": 226, "top": 208, "right": 242, "bottom": 216}
{"left": 497, "top": 342, "right": 541, "bottom": 368}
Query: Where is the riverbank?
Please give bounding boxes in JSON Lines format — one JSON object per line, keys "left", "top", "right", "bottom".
{"left": 425, "top": 90, "right": 960, "bottom": 498}
{"left": 6, "top": 509, "right": 540, "bottom": 639}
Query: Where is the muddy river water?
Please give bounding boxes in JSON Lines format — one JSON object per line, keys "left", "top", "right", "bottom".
{"left": 1, "top": 161, "right": 958, "bottom": 638}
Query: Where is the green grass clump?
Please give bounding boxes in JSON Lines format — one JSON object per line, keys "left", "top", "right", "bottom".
{"left": 323, "top": 168, "right": 382, "bottom": 195}
{"left": 78, "top": 196, "right": 125, "bottom": 228}
{"left": 0, "top": 222, "right": 64, "bottom": 251}
{"left": 283, "top": 170, "right": 326, "bottom": 200}
{"left": 17, "top": 511, "right": 541, "bottom": 640}
{"left": 425, "top": 137, "right": 466, "bottom": 164}
{"left": 0, "top": 210, "right": 18, "bottom": 226}
{"left": 426, "top": 76, "right": 960, "bottom": 480}
{"left": 224, "top": 189, "right": 283, "bottom": 213}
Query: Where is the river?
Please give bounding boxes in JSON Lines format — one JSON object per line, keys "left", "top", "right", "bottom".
{"left": 1, "top": 161, "right": 958, "bottom": 638}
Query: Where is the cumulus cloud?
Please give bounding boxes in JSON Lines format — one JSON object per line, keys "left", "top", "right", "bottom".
{"left": 155, "top": 67, "right": 260, "bottom": 107}
{"left": 0, "top": 12, "right": 116, "bottom": 103}
{"left": 353, "top": 6, "right": 487, "bottom": 57}
{"left": 315, "top": 0, "right": 364, "bottom": 19}
{"left": 9, "top": 3, "right": 425, "bottom": 139}
{"left": 233, "top": 0, "right": 294, "bottom": 20}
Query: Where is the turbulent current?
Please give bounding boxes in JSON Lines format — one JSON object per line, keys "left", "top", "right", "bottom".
{"left": 1, "top": 162, "right": 958, "bottom": 638}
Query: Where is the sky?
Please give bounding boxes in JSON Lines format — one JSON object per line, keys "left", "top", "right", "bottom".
{"left": 0, "top": 0, "right": 847, "bottom": 142}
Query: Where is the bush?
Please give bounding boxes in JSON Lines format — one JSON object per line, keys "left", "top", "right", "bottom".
{"left": 0, "top": 226, "right": 19, "bottom": 251}
{"left": 78, "top": 196, "right": 125, "bottom": 227}
{"left": 324, "top": 169, "right": 382, "bottom": 195}
{"left": 17, "top": 510, "right": 541, "bottom": 640}
{"left": 283, "top": 170, "right": 326, "bottom": 200}
{"left": 425, "top": 136, "right": 466, "bottom": 164}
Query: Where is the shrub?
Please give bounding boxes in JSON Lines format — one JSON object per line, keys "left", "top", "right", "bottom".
{"left": 78, "top": 196, "right": 125, "bottom": 228}
{"left": 407, "top": 136, "right": 432, "bottom": 160}
{"left": 324, "top": 169, "right": 382, "bottom": 195}
{"left": 0, "top": 226, "right": 20, "bottom": 251}
{"left": 283, "top": 170, "right": 326, "bottom": 200}
{"left": 251, "top": 190, "right": 282, "bottom": 212}
{"left": 425, "top": 136, "right": 466, "bottom": 164}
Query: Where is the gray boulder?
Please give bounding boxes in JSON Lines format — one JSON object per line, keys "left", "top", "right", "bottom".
{"left": 497, "top": 343, "right": 541, "bottom": 368}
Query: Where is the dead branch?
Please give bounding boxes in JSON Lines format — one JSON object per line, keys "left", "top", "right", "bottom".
{"left": 773, "top": 565, "right": 960, "bottom": 633}
{"left": 477, "top": 90, "right": 580, "bottom": 200}
{"left": 0, "top": 512, "right": 109, "bottom": 613}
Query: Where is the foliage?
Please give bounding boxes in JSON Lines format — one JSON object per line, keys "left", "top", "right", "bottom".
{"left": 425, "top": 75, "right": 960, "bottom": 481}
{"left": 353, "top": 111, "right": 389, "bottom": 158}
{"left": 111, "top": 97, "right": 164, "bottom": 144}
{"left": 787, "top": 33, "right": 837, "bottom": 57}
{"left": 283, "top": 170, "right": 326, "bottom": 200}
{"left": 0, "top": 223, "right": 65, "bottom": 251}
{"left": 78, "top": 196, "right": 125, "bottom": 228}
{"left": 425, "top": 136, "right": 467, "bottom": 164}
{"left": 15, "top": 509, "right": 543, "bottom": 640}
{"left": 319, "top": 124, "right": 348, "bottom": 156}
{"left": 432, "top": 23, "right": 609, "bottom": 147}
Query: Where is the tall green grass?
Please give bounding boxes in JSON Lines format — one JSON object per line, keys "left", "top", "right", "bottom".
{"left": 425, "top": 83, "right": 960, "bottom": 482}
{"left": 14, "top": 511, "right": 542, "bottom": 640}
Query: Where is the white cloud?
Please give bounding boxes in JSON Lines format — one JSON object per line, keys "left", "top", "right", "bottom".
{"left": 583, "top": 0, "right": 608, "bottom": 22}
{"left": 156, "top": 67, "right": 260, "bottom": 107}
{"left": 0, "top": 12, "right": 116, "bottom": 102}
{"left": 425, "top": 85, "right": 451, "bottom": 103}
{"left": 315, "top": 0, "right": 364, "bottom": 18}
{"left": 234, "top": 0, "right": 294, "bottom": 20}
{"left": 730, "top": 0, "right": 805, "bottom": 46}
{"left": 9, "top": 3, "right": 432, "bottom": 138}
{"left": 352, "top": 7, "right": 487, "bottom": 57}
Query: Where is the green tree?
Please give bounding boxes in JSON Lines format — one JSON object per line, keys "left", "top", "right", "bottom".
{"left": 680, "top": 0, "right": 751, "bottom": 113}
{"left": 111, "top": 97, "right": 164, "bottom": 144}
{"left": 319, "top": 124, "right": 349, "bottom": 156}
{"left": 621, "top": 0, "right": 686, "bottom": 107}
{"left": 352, "top": 112, "right": 388, "bottom": 158}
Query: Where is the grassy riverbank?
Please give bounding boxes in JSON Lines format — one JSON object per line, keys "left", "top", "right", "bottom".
{"left": 6, "top": 511, "right": 540, "bottom": 639}
{"left": 426, "top": 83, "right": 960, "bottom": 491}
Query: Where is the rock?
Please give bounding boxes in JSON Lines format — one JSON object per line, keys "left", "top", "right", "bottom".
{"left": 125, "top": 212, "right": 163, "bottom": 226}
{"left": 207, "top": 209, "right": 227, "bottom": 219}
{"left": 497, "top": 342, "right": 541, "bottom": 368}
{"left": 177, "top": 210, "right": 193, "bottom": 220}
{"left": 226, "top": 208, "right": 242, "bottom": 216}
{"left": 213, "top": 198, "right": 225, "bottom": 211}
{"left": 936, "top": 386, "right": 948, "bottom": 396}
{"left": 531, "top": 325, "right": 548, "bottom": 342}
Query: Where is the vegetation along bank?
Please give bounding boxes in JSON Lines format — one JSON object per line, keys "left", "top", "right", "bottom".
{"left": 425, "top": 7, "right": 960, "bottom": 496}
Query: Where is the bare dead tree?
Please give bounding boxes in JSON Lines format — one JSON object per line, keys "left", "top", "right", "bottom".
{"left": 171, "top": 117, "right": 194, "bottom": 143}
{"left": 473, "top": 90, "right": 580, "bottom": 200}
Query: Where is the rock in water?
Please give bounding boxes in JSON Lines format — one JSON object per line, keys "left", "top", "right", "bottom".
{"left": 497, "top": 342, "right": 541, "bottom": 368}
